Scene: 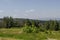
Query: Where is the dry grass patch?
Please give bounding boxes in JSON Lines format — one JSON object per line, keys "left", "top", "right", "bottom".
{"left": 0, "top": 37, "right": 23, "bottom": 40}
{"left": 0, "top": 28, "right": 23, "bottom": 34}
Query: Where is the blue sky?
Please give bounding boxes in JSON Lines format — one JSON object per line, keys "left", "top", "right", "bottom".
{"left": 0, "top": 0, "right": 60, "bottom": 19}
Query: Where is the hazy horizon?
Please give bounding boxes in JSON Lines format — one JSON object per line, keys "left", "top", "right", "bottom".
{"left": 0, "top": 0, "right": 60, "bottom": 19}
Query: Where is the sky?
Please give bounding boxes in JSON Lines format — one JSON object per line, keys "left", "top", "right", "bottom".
{"left": 0, "top": 0, "right": 60, "bottom": 19}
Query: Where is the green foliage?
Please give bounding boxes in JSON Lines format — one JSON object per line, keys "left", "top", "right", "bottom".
{"left": 2, "top": 16, "right": 21, "bottom": 28}
{"left": 3, "top": 16, "right": 14, "bottom": 28}
{"left": 48, "top": 20, "right": 59, "bottom": 31}
{"left": 25, "top": 19, "right": 32, "bottom": 26}
{"left": 23, "top": 25, "right": 39, "bottom": 33}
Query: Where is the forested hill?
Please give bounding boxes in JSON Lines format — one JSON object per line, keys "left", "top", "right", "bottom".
{"left": 0, "top": 18, "right": 47, "bottom": 24}
{"left": 0, "top": 17, "right": 60, "bottom": 26}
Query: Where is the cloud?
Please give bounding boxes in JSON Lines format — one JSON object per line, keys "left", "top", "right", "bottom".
{"left": 25, "top": 9, "right": 35, "bottom": 13}
{"left": 0, "top": 10, "right": 4, "bottom": 13}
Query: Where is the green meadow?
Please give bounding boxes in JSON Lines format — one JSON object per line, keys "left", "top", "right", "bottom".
{"left": 0, "top": 28, "right": 60, "bottom": 40}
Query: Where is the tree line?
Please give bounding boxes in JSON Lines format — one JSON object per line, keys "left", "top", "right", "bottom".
{"left": 0, "top": 16, "right": 60, "bottom": 32}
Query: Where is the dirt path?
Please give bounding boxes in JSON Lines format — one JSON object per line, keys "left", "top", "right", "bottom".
{"left": 48, "top": 38, "right": 57, "bottom": 40}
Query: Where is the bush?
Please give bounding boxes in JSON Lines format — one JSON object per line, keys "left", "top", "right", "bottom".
{"left": 45, "top": 30, "right": 52, "bottom": 35}
{"left": 23, "top": 26, "right": 39, "bottom": 33}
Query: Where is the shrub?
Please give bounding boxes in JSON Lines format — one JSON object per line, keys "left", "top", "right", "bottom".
{"left": 23, "top": 26, "right": 39, "bottom": 33}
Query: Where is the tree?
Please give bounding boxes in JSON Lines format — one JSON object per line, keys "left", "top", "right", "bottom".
{"left": 8, "top": 17, "right": 14, "bottom": 28}
{"left": 24, "top": 19, "right": 32, "bottom": 27}
{"left": 44, "top": 21, "right": 50, "bottom": 30}
{"left": 48, "top": 20, "right": 59, "bottom": 31}
{"left": 3, "top": 16, "right": 14, "bottom": 28}
{"left": 55, "top": 21, "right": 59, "bottom": 31}
{"left": 3, "top": 16, "right": 9, "bottom": 28}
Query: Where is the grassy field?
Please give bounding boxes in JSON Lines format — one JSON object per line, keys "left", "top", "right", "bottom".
{"left": 0, "top": 28, "right": 60, "bottom": 40}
